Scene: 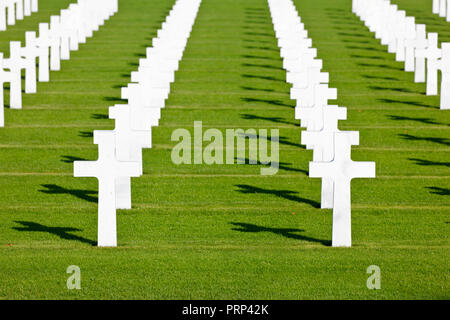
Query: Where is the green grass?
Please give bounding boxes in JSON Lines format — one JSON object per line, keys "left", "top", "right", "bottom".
{"left": 0, "top": 0, "right": 449, "bottom": 299}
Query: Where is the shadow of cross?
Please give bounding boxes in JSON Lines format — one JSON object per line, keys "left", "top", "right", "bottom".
{"left": 235, "top": 184, "right": 320, "bottom": 208}
{"left": 12, "top": 221, "right": 96, "bottom": 245}
{"left": 230, "top": 222, "right": 330, "bottom": 246}
{"left": 39, "top": 184, "right": 98, "bottom": 203}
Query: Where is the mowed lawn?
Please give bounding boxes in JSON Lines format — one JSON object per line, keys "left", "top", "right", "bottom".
{"left": 0, "top": 0, "right": 448, "bottom": 299}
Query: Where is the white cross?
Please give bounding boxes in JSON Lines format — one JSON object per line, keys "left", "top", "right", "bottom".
{"left": 302, "top": 105, "right": 347, "bottom": 209}
{"left": 439, "top": 0, "right": 447, "bottom": 17}
{"left": 16, "top": 0, "right": 23, "bottom": 21}
{"left": 20, "top": 31, "right": 38, "bottom": 94}
{"left": 0, "top": 2, "right": 6, "bottom": 31}
{"left": 395, "top": 14, "right": 411, "bottom": 63}
{"left": 24, "top": 0, "right": 31, "bottom": 16}
{"left": 109, "top": 104, "right": 151, "bottom": 209}
{"left": 290, "top": 65, "right": 329, "bottom": 99}
{"left": 3, "top": 41, "right": 32, "bottom": 109}
{"left": 49, "top": 15, "right": 61, "bottom": 71}
{"left": 310, "top": 131, "right": 376, "bottom": 247}
{"left": 6, "top": 0, "right": 15, "bottom": 26}
{"left": 412, "top": 25, "right": 428, "bottom": 83}
{"left": 295, "top": 84, "right": 338, "bottom": 130}
{"left": 74, "top": 130, "right": 140, "bottom": 247}
{"left": 131, "top": 68, "right": 172, "bottom": 90}
{"left": 31, "top": 0, "right": 38, "bottom": 13}
{"left": 286, "top": 54, "right": 320, "bottom": 84}
{"left": 403, "top": 17, "right": 417, "bottom": 72}
{"left": 417, "top": 33, "right": 441, "bottom": 96}
{"left": 438, "top": 43, "right": 450, "bottom": 109}
{"left": 0, "top": 53, "right": 13, "bottom": 127}
{"left": 433, "top": 0, "right": 440, "bottom": 14}
{"left": 283, "top": 48, "right": 317, "bottom": 73}
{"left": 122, "top": 83, "right": 166, "bottom": 115}
{"left": 59, "top": 9, "right": 73, "bottom": 60}
{"left": 37, "top": 23, "right": 51, "bottom": 82}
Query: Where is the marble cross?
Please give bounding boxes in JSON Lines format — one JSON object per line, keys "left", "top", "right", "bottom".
{"left": 417, "top": 33, "right": 441, "bottom": 96}
{"left": 290, "top": 65, "right": 329, "bottom": 100}
{"left": 438, "top": 43, "right": 450, "bottom": 109}
{"left": 433, "top": 0, "right": 440, "bottom": 14}
{"left": 295, "top": 84, "right": 338, "bottom": 130}
{"left": 6, "top": 0, "right": 15, "bottom": 26}
{"left": 309, "top": 131, "right": 376, "bottom": 247}
{"left": 24, "top": 0, "right": 32, "bottom": 16}
{"left": 286, "top": 54, "right": 320, "bottom": 84}
{"left": 16, "top": 0, "right": 24, "bottom": 21}
{"left": 31, "top": 0, "right": 38, "bottom": 12}
{"left": 21, "top": 31, "right": 38, "bottom": 93}
{"left": 0, "top": 2, "right": 6, "bottom": 31}
{"left": 49, "top": 15, "right": 61, "bottom": 71}
{"left": 439, "top": 0, "right": 447, "bottom": 17}
{"left": 109, "top": 104, "right": 152, "bottom": 209}
{"left": 302, "top": 105, "right": 347, "bottom": 209}
{"left": 403, "top": 17, "right": 417, "bottom": 72}
{"left": 37, "top": 23, "right": 51, "bottom": 82}
{"left": 74, "top": 130, "right": 141, "bottom": 247}
{"left": 3, "top": 41, "right": 32, "bottom": 109}
{"left": 412, "top": 25, "right": 428, "bottom": 83}
{"left": 121, "top": 84, "right": 162, "bottom": 130}
{"left": 0, "top": 53, "right": 13, "bottom": 127}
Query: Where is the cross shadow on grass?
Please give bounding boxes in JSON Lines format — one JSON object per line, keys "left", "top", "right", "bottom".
{"left": 241, "top": 97, "right": 294, "bottom": 108}
{"left": 235, "top": 184, "right": 320, "bottom": 208}
{"left": 230, "top": 222, "right": 330, "bottom": 246}
{"left": 388, "top": 115, "right": 448, "bottom": 126}
{"left": 39, "top": 184, "right": 98, "bottom": 203}
{"left": 378, "top": 98, "right": 438, "bottom": 109}
{"left": 409, "top": 158, "right": 450, "bottom": 167}
{"left": 426, "top": 187, "right": 450, "bottom": 196}
{"left": 13, "top": 221, "right": 95, "bottom": 246}
{"left": 398, "top": 134, "right": 450, "bottom": 146}
{"left": 241, "top": 113, "right": 299, "bottom": 127}
{"left": 61, "top": 156, "right": 87, "bottom": 164}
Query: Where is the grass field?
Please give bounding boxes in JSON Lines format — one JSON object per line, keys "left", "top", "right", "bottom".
{"left": 0, "top": 0, "right": 448, "bottom": 299}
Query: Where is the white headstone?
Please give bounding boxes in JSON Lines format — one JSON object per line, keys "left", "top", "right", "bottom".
{"left": 16, "top": 0, "right": 24, "bottom": 20}
{"left": 49, "top": 15, "right": 61, "bottom": 71}
{"left": 121, "top": 84, "right": 162, "bottom": 130}
{"left": 439, "top": 0, "right": 447, "bottom": 17}
{"left": 0, "top": 53, "right": 13, "bottom": 127}
{"left": 0, "top": 2, "right": 6, "bottom": 31}
{"left": 302, "top": 105, "right": 347, "bottom": 208}
{"left": 295, "top": 84, "right": 338, "bottom": 130}
{"left": 309, "top": 131, "right": 375, "bottom": 247}
{"left": 412, "top": 25, "right": 428, "bottom": 83}
{"left": 21, "top": 32, "right": 38, "bottom": 93}
{"left": 74, "top": 131, "right": 140, "bottom": 247}
{"left": 3, "top": 41, "right": 29, "bottom": 109}
{"left": 6, "top": 0, "right": 16, "bottom": 26}
{"left": 31, "top": 0, "right": 38, "bottom": 13}
{"left": 422, "top": 33, "right": 441, "bottom": 96}
{"left": 37, "top": 23, "right": 51, "bottom": 82}
{"left": 438, "top": 43, "right": 450, "bottom": 109}
{"left": 109, "top": 104, "right": 152, "bottom": 209}
{"left": 24, "top": 0, "right": 31, "bottom": 16}
{"left": 404, "top": 17, "right": 417, "bottom": 72}
{"left": 433, "top": 0, "right": 440, "bottom": 14}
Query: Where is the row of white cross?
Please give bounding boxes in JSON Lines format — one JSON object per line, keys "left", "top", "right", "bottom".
{"left": 268, "top": 0, "right": 376, "bottom": 247}
{"left": 74, "top": 0, "right": 203, "bottom": 247}
{"left": 0, "top": 0, "right": 119, "bottom": 127}
{"left": 433, "top": 0, "right": 450, "bottom": 21}
{"left": 0, "top": 0, "right": 38, "bottom": 31}
{"left": 353, "top": 0, "right": 450, "bottom": 110}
